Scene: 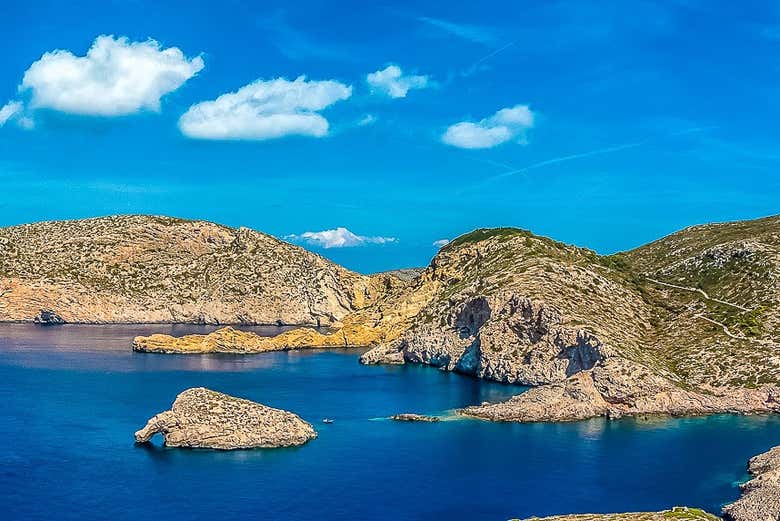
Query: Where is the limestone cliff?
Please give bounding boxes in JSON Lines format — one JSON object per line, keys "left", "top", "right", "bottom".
{"left": 0, "top": 215, "right": 403, "bottom": 325}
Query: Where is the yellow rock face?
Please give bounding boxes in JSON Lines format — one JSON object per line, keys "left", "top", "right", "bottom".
{"left": 132, "top": 323, "right": 388, "bottom": 354}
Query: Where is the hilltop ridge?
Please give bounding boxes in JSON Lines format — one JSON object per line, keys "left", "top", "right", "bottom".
{"left": 0, "top": 215, "right": 404, "bottom": 325}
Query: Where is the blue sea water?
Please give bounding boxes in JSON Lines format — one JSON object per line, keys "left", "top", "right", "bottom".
{"left": 0, "top": 324, "right": 778, "bottom": 521}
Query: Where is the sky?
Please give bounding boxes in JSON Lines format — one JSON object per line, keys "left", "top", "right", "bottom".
{"left": 1, "top": 0, "right": 779, "bottom": 273}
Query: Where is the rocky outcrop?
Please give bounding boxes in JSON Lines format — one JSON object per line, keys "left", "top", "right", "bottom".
{"left": 0, "top": 215, "right": 404, "bottom": 325}
{"left": 514, "top": 507, "right": 719, "bottom": 521}
{"left": 390, "top": 413, "right": 440, "bottom": 422}
{"left": 460, "top": 372, "right": 779, "bottom": 422}
{"left": 362, "top": 294, "right": 607, "bottom": 386}
{"left": 33, "top": 309, "right": 65, "bottom": 325}
{"left": 723, "top": 445, "right": 780, "bottom": 521}
{"left": 133, "top": 387, "right": 316, "bottom": 450}
{"left": 133, "top": 322, "right": 386, "bottom": 354}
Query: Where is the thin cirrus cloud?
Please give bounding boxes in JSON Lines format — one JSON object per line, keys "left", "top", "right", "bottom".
{"left": 432, "top": 238, "right": 450, "bottom": 247}
{"left": 285, "top": 227, "right": 397, "bottom": 248}
{"left": 179, "top": 76, "right": 352, "bottom": 140}
{"left": 18, "top": 35, "right": 203, "bottom": 116}
{"left": 366, "top": 65, "right": 430, "bottom": 98}
{"left": 442, "top": 104, "right": 535, "bottom": 149}
{"left": 417, "top": 16, "right": 497, "bottom": 45}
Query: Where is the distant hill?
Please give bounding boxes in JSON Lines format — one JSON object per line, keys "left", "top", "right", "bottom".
{"left": 0, "top": 215, "right": 402, "bottom": 325}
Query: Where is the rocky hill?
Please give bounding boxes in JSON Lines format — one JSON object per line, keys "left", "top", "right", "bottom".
{"left": 358, "top": 216, "right": 780, "bottom": 421}
{"left": 0, "top": 215, "right": 401, "bottom": 325}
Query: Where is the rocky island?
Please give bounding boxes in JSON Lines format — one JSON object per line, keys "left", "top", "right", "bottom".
{"left": 134, "top": 387, "right": 317, "bottom": 450}
{"left": 389, "top": 413, "right": 441, "bottom": 422}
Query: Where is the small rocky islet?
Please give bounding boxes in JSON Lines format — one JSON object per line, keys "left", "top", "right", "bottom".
{"left": 389, "top": 413, "right": 441, "bottom": 422}
{"left": 134, "top": 387, "right": 317, "bottom": 450}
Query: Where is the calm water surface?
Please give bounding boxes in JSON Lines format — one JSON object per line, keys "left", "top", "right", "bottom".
{"left": 1, "top": 324, "right": 778, "bottom": 520}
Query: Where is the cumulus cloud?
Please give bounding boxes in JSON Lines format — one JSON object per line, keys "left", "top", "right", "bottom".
{"left": 442, "top": 104, "right": 535, "bottom": 149}
{"left": 19, "top": 35, "right": 203, "bottom": 116}
{"left": 0, "top": 101, "right": 23, "bottom": 126}
{"left": 366, "top": 65, "right": 430, "bottom": 98}
{"left": 432, "top": 239, "right": 450, "bottom": 247}
{"left": 285, "top": 227, "right": 397, "bottom": 248}
{"left": 179, "top": 76, "right": 352, "bottom": 140}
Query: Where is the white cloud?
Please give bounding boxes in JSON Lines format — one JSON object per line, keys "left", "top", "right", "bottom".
{"left": 432, "top": 239, "right": 450, "bottom": 247}
{"left": 366, "top": 65, "right": 429, "bottom": 98}
{"left": 179, "top": 76, "right": 352, "bottom": 140}
{"left": 19, "top": 35, "right": 203, "bottom": 116}
{"left": 0, "top": 101, "right": 23, "bottom": 126}
{"left": 357, "top": 114, "right": 377, "bottom": 126}
{"left": 285, "top": 227, "right": 397, "bottom": 248}
{"left": 442, "top": 104, "right": 535, "bottom": 149}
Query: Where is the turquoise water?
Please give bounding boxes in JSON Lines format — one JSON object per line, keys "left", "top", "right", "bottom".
{"left": 1, "top": 324, "right": 777, "bottom": 520}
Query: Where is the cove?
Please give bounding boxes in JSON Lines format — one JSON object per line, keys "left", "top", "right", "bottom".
{"left": 0, "top": 324, "right": 777, "bottom": 521}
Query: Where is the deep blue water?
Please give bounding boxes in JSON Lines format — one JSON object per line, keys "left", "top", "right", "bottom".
{"left": 1, "top": 324, "right": 778, "bottom": 521}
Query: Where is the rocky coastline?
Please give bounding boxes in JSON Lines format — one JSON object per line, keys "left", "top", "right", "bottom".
{"left": 722, "top": 445, "right": 780, "bottom": 521}
{"left": 513, "top": 444, "right": 779, "bottom": 521}
{"left": 134, "top": 387, "right": 317, "bottom": 450}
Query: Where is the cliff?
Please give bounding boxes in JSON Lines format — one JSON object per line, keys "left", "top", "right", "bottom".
{"left": 0, "top": 215, "right": 403, "bottom": 326}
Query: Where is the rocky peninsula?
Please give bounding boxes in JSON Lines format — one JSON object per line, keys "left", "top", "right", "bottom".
{"left": 134, "top": 387, "right": 317, "bottom": 450}
{"left": 132, "top": 322, "right": 385, "bottom": 354}
{"left": 356, "top": 216, "right": 780, "bottom": 422}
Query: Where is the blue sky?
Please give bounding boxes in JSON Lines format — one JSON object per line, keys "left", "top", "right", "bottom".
{"left": 1, "top": 0, "right": 779, "bottom": 272}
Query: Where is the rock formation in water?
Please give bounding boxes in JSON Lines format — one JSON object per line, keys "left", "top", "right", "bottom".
{"left": 722, "top": 445, "right": 780, "bottom": 521}
{"left": 389, "top": 413, "right": 440, "bottom": 422}
{"left": 134, "top": 387, "right": 317, "bottom": 450}
{"left": 0, "top": 215, "right": 406, "bottom": 326}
